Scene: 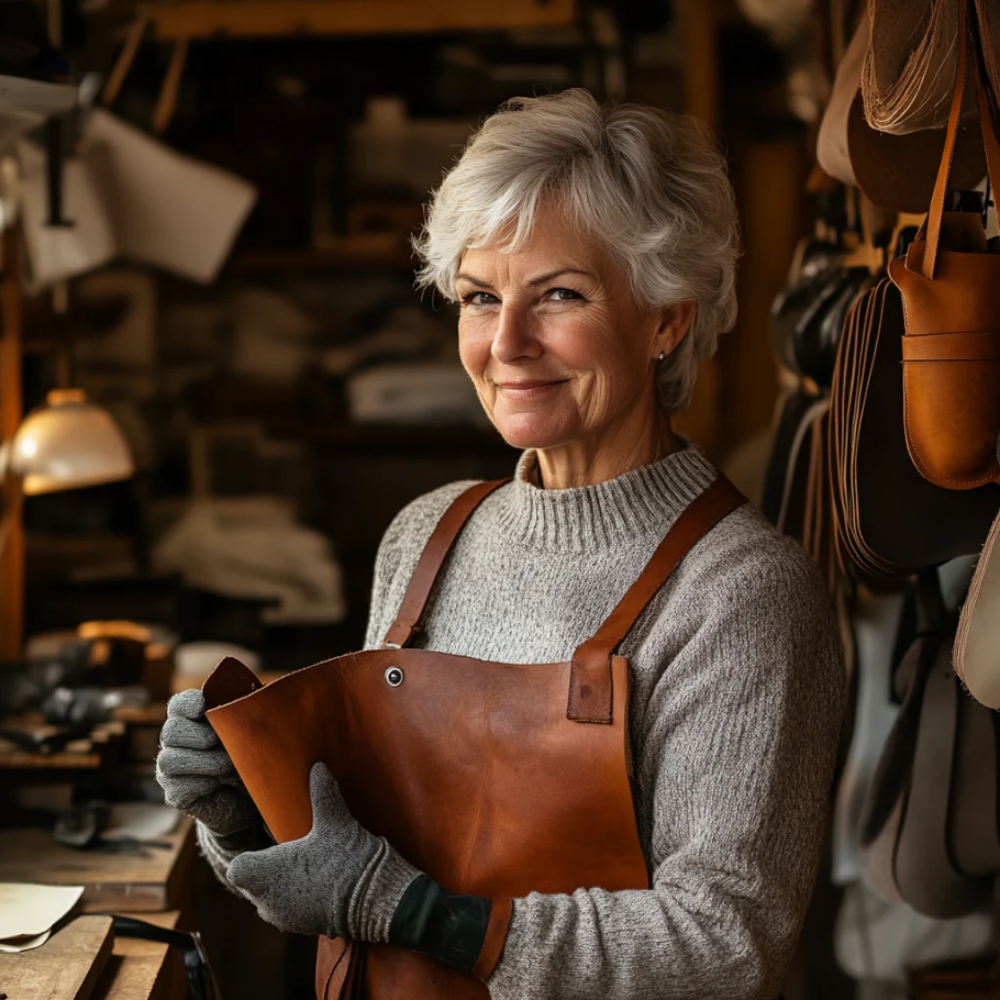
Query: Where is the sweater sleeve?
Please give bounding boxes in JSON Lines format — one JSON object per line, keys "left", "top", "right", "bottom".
{"left": 486, "top": 546, "right": 845, "bottom": 1000}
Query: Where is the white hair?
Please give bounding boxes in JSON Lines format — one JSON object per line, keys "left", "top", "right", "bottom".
{"left": 413, "top": 88, "right": 741, "bottom": 414}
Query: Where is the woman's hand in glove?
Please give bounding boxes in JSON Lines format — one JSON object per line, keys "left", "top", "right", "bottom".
{"left": 226, "top": 761, "right": 420, "bottom": 942}
{"left": 155, "top": 689, "right": 260, "bottom": 838}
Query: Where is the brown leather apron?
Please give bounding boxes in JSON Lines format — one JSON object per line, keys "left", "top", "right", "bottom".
{"left": 203, "top": 473, "right": 746, "bottom": 999}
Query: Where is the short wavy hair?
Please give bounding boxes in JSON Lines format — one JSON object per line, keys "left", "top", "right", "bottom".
{"left": 413, "top": 88, "right": 741, "bottom": 414}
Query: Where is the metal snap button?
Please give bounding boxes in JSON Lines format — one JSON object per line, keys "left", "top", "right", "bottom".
{"left": 385, "top": 666, "right": 404, "bottom": 687}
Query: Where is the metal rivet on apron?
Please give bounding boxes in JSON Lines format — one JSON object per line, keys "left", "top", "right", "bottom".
{"left": 385, "top": 666, "right": 404, "bottom": 687}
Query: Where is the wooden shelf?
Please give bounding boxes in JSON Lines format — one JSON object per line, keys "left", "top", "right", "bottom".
{"left": 146, "top": 0, "right": 576, "bottom": 41}
{"left": 230, "top": 246, "right": 416, "bottom": 274}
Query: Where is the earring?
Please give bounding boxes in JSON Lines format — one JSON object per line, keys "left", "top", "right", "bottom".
{"left": 657, "top": 351, "right": 666, "bottom": 361}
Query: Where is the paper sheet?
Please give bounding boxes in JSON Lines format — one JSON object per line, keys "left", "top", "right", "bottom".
{"left": 0, "top": 883, "right": 83, "bottom": 940}
{"left": 84, "top": 108, "right": 258, "bottom": 284}
{"left": 0, "top": 929, "right": 51, "bottom": 953}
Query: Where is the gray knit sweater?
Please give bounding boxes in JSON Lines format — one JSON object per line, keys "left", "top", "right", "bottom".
{"left": 201, "top": 442, "right": 844, "bottom": 999}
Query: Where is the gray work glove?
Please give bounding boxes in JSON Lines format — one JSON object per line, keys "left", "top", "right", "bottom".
{"left": 155, "top": 688, "right": 260, "bottom": 837}
{"left": 227, "top": 761, "right": 420, "bottom": 942}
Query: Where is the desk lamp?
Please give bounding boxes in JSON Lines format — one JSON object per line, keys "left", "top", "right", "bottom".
{"left": 0, "top": 390, "right": 134, "bottom": 656}
{"left": 3, "top": 388, "right": 133, "bottom": 496}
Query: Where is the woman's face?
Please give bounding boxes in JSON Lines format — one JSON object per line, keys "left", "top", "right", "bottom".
{"left": 456, "top": 204, "right": 683, "bottom": 454}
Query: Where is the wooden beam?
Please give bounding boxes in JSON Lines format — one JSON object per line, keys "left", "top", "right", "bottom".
{"left": 147, "top": 0, "right": 576, "bottom": 41}
{"left": 680, "top": 0, "right": 720, "bottom": 132}
{"left": 0, "top": 229, "right": 24, "bottom": 661}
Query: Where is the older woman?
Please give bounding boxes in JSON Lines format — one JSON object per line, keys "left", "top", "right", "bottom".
{"left": 157, "top": 89, "right": 843, "bottom": 999}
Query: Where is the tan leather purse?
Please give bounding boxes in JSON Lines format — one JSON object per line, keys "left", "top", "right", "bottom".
{"left": 828, "top": 276, "right": 998, "bottom": 575}
{"left": 887, "top": 0, "right": 1000, "bottom": 490}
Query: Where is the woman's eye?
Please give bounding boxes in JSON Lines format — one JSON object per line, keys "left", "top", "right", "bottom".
{"left": 549, "top": 288, "right": 582, "bottom": 302}
{"left": 461, "top": 291, "right": 498, "bottom": 307}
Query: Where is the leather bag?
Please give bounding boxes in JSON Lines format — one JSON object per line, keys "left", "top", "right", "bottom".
{"left": 828, "top": 275, "right": 999, "bottom": 575}
{"left": 975, "top": 0, "right": 1000, "bottom": 103}
{"left": 864, "top": 0, "right": 952, "bottom": 134}
{"left": 761, "top": 388, "right": 821, "bottom": 525}
{"left": 818, "top": 5, "right": 986, "bottom": 213}
{"left": 956, "top": 506, "right": 1000, "bottom": 706}
{"left": 887, "top": 0, "right": 1000, "bottom": 490}
{"left": 862, "top": 0, "right": 997, "bottom": 136}
{"left": 858, "top": 571, "right": 1000, "bottom": 918}
{"left": 770, "top": 236, "right": 847, "bottom": 378}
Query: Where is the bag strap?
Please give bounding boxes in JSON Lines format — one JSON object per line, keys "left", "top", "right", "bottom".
{"left": 567, "top": 474, "right": 747, "bottom": 724}
{"left": 919, "top": 0, "right": 1000, "bottom": 279}
{"left": 382, "top": 479, "right": 510, "bottom": 649}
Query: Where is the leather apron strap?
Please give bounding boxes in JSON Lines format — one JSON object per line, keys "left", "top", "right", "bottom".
{"left": 568, "top": 474, "right": 746, "bottom": 723}
{"left": 384, "top": 472, "right": 747, "bottom": 722}
{"left": 383, "top": 479, "right": 510, "bottom": 649}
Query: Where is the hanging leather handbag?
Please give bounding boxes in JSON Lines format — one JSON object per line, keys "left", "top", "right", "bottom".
{"left": 761, "top": 388, "right": 820, "bottom": 525}
{"left": 887, "top": 0, "right": 1000, "bottom": 490}
{"left": 956, "top": 506, "right": 1000, "bottom": 706}
{"left": 828, "top": 276, "right": 998, "bottom": 575}
{"left": 858, "top": 570, "right": 1000, "bottom": 919}
{"left": 818, "top": 4, "right": 986, "bottom": 213}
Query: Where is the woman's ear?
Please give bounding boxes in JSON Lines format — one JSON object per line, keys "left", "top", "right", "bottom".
{"left": 650, "top": 301, "right": 696, "bottom": 359}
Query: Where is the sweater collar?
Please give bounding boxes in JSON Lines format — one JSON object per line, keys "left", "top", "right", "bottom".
{"left": 493, "top": 441, "right": 721, "bottom": 554}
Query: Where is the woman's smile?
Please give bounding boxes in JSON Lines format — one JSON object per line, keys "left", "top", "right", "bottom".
{"left": 494, "top": 378, "right": 569, "bottom": 401}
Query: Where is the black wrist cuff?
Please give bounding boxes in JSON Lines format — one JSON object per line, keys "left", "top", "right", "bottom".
{"left": 214, "top": 816, "right": 272, "bottom": 854}
{"left": 388, "top": 874, "right": 492, "bottom": 974}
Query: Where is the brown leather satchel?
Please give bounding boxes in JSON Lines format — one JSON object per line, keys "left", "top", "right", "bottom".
{"left": 887, "top": 0, "right": 1000, "bottom": 490}
{"left": 828, "top": 276, "right": 999, "bottom": 575}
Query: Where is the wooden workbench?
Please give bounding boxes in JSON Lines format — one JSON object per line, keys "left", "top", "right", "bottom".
{"left": 0, "top": 815, "right": 292, "bottom": 997}
{"left": 0, "top": 915, "right": 115, "bottom": 1000}
{"left": 93, "top": 912, "right": 184, "bottom": 1000}
{"left": 0, "top": 817, "right": 194, "bottom": 912}
{"left": 0, "top": 819, "right": 193, "bottom": 1000}
{"left": 0, "top": 912, "right": 186, "bottom": 1000}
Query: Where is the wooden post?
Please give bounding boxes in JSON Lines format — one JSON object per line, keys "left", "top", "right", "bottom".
{"left": 723, "top": 136, "right": 809, "bottom": 446}
{"left": 673, "top": 0, "right": 723, "bottom": 455}
{"left": 680, "top": 0, "right": 720, "bottom": 133}
{"left": 0, "top": 229, "right": 24, "bottom": 660}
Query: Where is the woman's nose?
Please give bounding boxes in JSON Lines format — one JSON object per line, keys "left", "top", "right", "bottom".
{"left": 491, "top": 303, "right": 542, "bottom": 363}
